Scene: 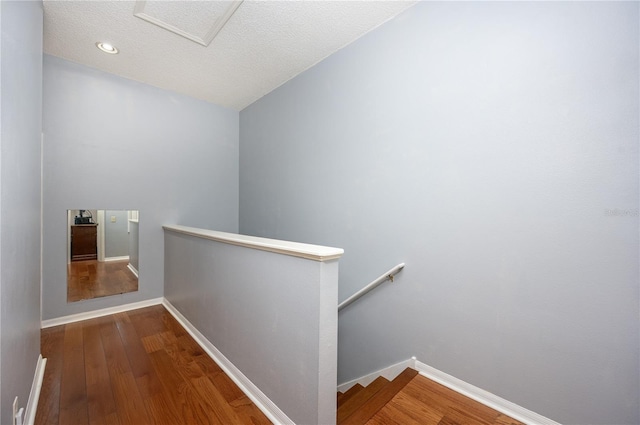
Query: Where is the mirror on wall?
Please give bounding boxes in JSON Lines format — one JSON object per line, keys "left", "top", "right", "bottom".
{"left": 67, "top": 209, "right": 140, "bottom": 302}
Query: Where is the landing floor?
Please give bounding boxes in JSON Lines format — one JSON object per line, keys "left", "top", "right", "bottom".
{"left": 35, "top": 305, "right": 271, "bottom": 425}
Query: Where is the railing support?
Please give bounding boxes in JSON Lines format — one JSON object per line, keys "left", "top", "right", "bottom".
{"left": 338, "top": 263, "right": 405, "bottom": 312}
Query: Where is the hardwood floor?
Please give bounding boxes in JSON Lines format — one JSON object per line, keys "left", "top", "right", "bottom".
{"left": 67, "top": 260, "right": 138, "bottom": 302}
{"left": 364, "top": 373, "right": 525, "bottom": 425}
{"left": 38, "top": 304, "right": 527, "bottom": 425}
{"left": 35, "top": 305, "right": 272, "bottom": 425}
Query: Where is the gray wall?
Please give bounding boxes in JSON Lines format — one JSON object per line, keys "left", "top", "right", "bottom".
{"left": 105, "top": 210, "right": 129, "bottom": 258}
{"left": 0, "top": 1, "right": 43, "bottom": 422}
{"left": 239, "top": 2, "right": 639, "bottom": 424}
{"left": 42, "top": 55, "right": 239, "bottom": 320}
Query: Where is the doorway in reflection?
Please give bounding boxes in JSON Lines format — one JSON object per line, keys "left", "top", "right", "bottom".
{"left": 67, "top": 210, "right": 139, "bottom": 302}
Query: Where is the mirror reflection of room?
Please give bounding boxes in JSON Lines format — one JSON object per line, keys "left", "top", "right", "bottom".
{"left": 67, "top": 209, "right": 139, "bottom": 302}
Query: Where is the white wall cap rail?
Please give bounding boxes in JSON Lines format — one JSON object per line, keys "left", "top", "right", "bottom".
{"left": 163, "top": 225, "right": 344, "bottom": 262}
{"left": 338, "top": 263, "right": 405, "bottom": 311}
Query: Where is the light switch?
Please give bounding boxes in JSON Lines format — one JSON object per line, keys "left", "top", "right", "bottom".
{"left": 111, "top": 216, "right": 116, "bottom": 223}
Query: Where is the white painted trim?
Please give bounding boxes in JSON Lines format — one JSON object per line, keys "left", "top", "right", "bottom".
{"left": 41, "top": 297, "right": 163, "bottom": 328}
{"left": 127, "top": 263, "right": 139, "bottom": 278}
{"left": 104, "top": 255, "right": 129, "bottom": 262}
{"left": 337, "top": 358, "right": 415, "bottom": 393}
{"left": 24, "top": 354, "right": 47, "bottom": 425}
{"left": 414, "top": 360, "right": 561, "bottom": 425}
{"left": 133, "top": 0, "right": 243, "bottom": 47}
{"left": 338, "top": 358, "right": 560, "bottom": 425}
{"left": 162, "top": 298, "right": 294, "bottom": 425}
{"left": 163, "top": 225, "right": 344, "bottom": 262}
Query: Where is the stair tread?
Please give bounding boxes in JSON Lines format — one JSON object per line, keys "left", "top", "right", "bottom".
{"left": 337, "top": 391, "right": 350, "bottom": 406}
{"left": 337, "top": 376, "right": 390, "bottom": 422}
{"left": 338, "top": 383, "right": 365, "bottom": 407}
{"left": 340, "top": 368, "right": 419, "bottom": 425}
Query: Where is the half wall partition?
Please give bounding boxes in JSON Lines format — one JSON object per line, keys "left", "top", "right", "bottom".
{"left": 163, "top": 225, "right": 343, "bottom": 424}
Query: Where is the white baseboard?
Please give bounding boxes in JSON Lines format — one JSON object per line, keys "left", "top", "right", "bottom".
{"left": 162, "top": 298, "right": 294, "bottom": 425}
{"left": 24, "top": 354, "right": 47, "bottom": 425}
{"left": 413, "top": 360, "right": 561, "bottom": 425}
{"left": 127, "top": 263, "right": 139, "bottom": 278}
{"left": 104, "top": 255, "right": 130, "bottom": 262}
{"left": 41, "top": 297, "right": 163, "bottom": 328}
{"left": 337, "top": 357, "right": 559, "bottom": 425}
{"left": 337, "top": 358, "right": 415, "bottom": 393}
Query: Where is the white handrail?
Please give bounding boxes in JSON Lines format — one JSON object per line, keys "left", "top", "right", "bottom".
{"left": 338, "top": 263, "right": 405, "bottom": 312}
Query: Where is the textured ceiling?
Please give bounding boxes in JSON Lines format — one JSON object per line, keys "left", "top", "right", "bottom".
{"left": 43, "top": 1, "right": 416, "bottom": 111}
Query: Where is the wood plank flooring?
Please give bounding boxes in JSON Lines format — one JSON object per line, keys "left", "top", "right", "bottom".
{"left": 67, "top": 260, "right": 138, "bottom": 302}
{"left": 341, "top": 369, "right": 419, "bottom": 425}
{"left": 35, "top": 305, "right": 272, "bottom": 425}
{"left": 363, "top": 372, "right": 526, "bottom": 425}
{"left": 38, "top": 304, "right": 528, "bottom": 425}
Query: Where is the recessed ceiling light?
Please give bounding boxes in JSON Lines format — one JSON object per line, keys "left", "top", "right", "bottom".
{"left": 96, "top": 42, "right": 119, "bottom": 54}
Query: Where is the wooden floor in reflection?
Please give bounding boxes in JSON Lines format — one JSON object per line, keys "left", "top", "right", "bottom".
{"left": 67, "top": 259, "right": 138, "bottom": 302}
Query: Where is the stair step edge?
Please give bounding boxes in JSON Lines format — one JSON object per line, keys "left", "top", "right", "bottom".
{"left": 337, "top": 383, "right": 365, "bottom": 407}
{"left": 337, "top": 376, "right": 390, "bottom": 422}
{"left": 339, "top": 368, "right": 419, "bottom": 425}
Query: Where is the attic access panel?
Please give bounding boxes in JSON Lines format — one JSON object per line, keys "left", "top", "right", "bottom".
{"left": 134, "top": 0, "right": 243, "bottom": 47}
